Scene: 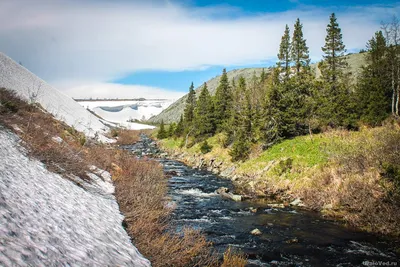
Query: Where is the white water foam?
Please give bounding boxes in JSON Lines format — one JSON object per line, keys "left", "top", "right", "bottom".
{"left": 178, "top": 188, "right": 217, "bottom": 198}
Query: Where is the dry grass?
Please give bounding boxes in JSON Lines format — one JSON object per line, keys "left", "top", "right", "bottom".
{"left": 0, "top": 88, "right": 245, "bottom": 266}
{"left": 0, "top": 88, "right": 91, "bottom": 180}
{"left": 114, "top": 129, "right": 141, "bottom": 145}
{"left": 112, "top": 151, "right": 219, "bottom": 267}
{"left": 221, "top": 247, "right": 247, "bottom": 267}
{"left": 301, "top": 125, "right": 400, "bottom": 236}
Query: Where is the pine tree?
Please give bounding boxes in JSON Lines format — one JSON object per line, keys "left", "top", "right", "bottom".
{"left": 183, "top": 82, "right": 196, "bottom": 125}
{"left": 194, "top": 83, "right": 215, "bottom": 137}
{"left": 260, "top": 68, "right": 267, "bottom": 84}
{"left": 230, "top": 128, "right": 251, "bottom": 162}
{"left": 214, "top": 68, "right": 233, "bottom": 131}
{"left": 167, "top": 122, "right": 176, "bottom": 138}
{"left": 357, "top": 31, "right": 391, "bottom": 125}
{"left": 174, "top": 114, "right": 184, "bottom": 137}
{"left": 291, "top": 18, "right": 310, "bottom": 74}
{"left": 230, "top": 76, "right": 252, "bottom": 161}
{"left": 317, "top": 13, "right": 356, "bottom": 128}
{"left": 321, "top": 13, "right": 348, "bottom": 87}
{"left": 157, "top": 120, "right": 167, "bottom": 139}
{"left": 277, "top": 24, "right": 291, "bottom": 80}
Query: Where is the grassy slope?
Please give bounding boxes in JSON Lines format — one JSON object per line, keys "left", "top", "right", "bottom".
{"left": 150, "top": 53, "right": 367, "bottom": 124}
{"left": 159, "top": 125, "right": 400, "bottom": 237}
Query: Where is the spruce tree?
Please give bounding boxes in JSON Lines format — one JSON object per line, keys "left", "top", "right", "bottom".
{"left": 321, "top": 13, "right": 348, "bottom": 87}
{"left": 167, "top": 122, "right": 176, "bottom": 138}
{"left": 194, "top": 83, "right": 215, "bottom": 137}
{"left": 174, "top": 114, "right": 184, "bottom": 137}
{"left": 291, "top": 18, "right": 310, "bottom": 74}
{"left": 317, "top": 13, "right": 355, "bottom": 128}
{"left": 214, "top": 68, "right": 233, "bottom": 131}
{"left": 357, "top": 31, "right": 391, "bottom": 125}
{"left": 183, "top": 82, "right": 196, "bottom": 125}
{"left": 230, "top": 76, "right": 252, "bottom": 161}
{"left": 277, "top": 24, "right": 291, "bottom": 80}
{"left": 260, "top": 68, "right": 267, "bottom": 84}
{"left": 157, "top": 120, "right": 167, "bottom": 139}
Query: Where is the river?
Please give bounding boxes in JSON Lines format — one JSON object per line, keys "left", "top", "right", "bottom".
{"left": 123, "top": 135, "right": 399, "bottom": 267}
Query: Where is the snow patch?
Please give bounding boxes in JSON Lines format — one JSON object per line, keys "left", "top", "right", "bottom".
{"left": 0, "top": 53, "right": 111, "bottom": 140}
{"left": 0, "top": 127, "right": 150, "bottom": 266}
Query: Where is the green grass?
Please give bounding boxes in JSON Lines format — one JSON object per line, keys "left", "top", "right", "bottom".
{"left": 160, "top": 137, "right": 183, "bottom": 150}
{"left": 238, "top": 134, "right": 333, "bottom": 175}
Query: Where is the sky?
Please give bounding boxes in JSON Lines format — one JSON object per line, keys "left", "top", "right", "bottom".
{"left": 0, "top": 0, "right": 399, "bottom": 99}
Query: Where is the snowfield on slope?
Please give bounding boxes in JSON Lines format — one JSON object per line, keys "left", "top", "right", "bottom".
{"left": 78, "top": 100, "right": 174, "bottom": 130}
{"left": 0, "top": 127, "right": 150, "bottom": 266}
{"left": 0, "top": 53, "right": 112, "bottom": 139}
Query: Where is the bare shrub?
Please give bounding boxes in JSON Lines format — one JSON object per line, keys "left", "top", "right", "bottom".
{"left": 113, "top": 152, "right": 218, "bottom": 266}
{"left": 0, "top": 88, "right": 91, "bottom": 180}
{"left": 221, "top": 246, "right": 247, "bottom": 267}
{"left": 116, "top": 129, "right": 141, "bottom": 145}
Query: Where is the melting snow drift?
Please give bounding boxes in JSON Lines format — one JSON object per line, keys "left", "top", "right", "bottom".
{"left": 78, "top": 100, "right": 174, "bottom": 130}
{"left": 0, "top": 127, "right": 150, "bottom": 266}
{"left": 0, "top": 53, "right": 112, "bottom": 139}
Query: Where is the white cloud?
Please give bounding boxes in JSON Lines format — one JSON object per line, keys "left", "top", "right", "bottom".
{"left": 0, "top": 0, "right": 398, "bottom": 98}
{"left": 65, "top": 83, "right": 185, "bottom": 100}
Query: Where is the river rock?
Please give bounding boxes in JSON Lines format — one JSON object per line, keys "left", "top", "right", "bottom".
{"left": 249, "top": 207, "right": 258, "bottom": 213}
{"left": 268, "top": 203, "right": 285, "bottom": 208}
{"left": 290, "top": 198, "right": 304, "bottom": 206}
{"left": 285, "top": 238, "right": 299, "bottom": 244}
{"left": 216, "top": 187, "right": 242, "bottom": 201}
{"left": 250, "top": 228, "right": 262, "bottom": 235}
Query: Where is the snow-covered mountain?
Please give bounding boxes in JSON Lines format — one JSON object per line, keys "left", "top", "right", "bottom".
{"left": 0, "top": 53, "right": 112, "bottom": 139}
{"left": 79, "top": 99, "right": 174, "bottom": 127}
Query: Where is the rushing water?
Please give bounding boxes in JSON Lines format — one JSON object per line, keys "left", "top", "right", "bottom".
{"left": 124, "top": 136, "right": 399, "bottom": 267}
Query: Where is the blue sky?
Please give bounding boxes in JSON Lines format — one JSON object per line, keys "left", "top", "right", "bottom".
{"left": 110, "top": 0, "right": 399, "bottom": 94}
{"left": 0, "top": 0, "right": 399, "bottom": 98}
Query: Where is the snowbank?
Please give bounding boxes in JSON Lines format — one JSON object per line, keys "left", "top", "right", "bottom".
{"left": 79, "top": 100, "right": 174, "bottom": 129}
{"left": 0, "top": 127, "right": 150, "bottom": 266}
{"left": 0, "top": 53, "right": 108, "bottom": 138}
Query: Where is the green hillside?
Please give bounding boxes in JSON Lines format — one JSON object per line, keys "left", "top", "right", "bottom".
{"left": 149, "top": 52, "right": 367, "bottom": 124}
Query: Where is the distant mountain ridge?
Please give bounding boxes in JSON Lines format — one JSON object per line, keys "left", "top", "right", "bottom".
{"left": 148, "top": 52, "right": 367, "bottom": 124}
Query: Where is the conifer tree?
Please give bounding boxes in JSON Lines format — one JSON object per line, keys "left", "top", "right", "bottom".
{"left": 194, "top": 83, "right": 215, "bottom": 137}
{"left": 321, "top": 13, "right": 348, "bottom": 87}
{"left": 157, "top": 120, "right": 167, "bottom": 139}
{"left": 214, "top": 68, "right": 233, "bottom": 131}
{"left": 230, "top": 76, "right": 251, "bottom": 161}
{"left": 167, "top": 122, "right": 176, "bottom": 138}
{"left": 183, "top": 82, "right": 196, "bottom": 125}
{"left": 317, "top": 13, "right": 356, "bottom": 128}
{"left": 291, "top": 18, "right": 310, "bottom": 74}
{"left": 357, "top": 31, "right": 391, "bottom": 125}
{"left": 260, "top": 68, "right": 267, "bottom": 84}
{"left": 174, "top": 114, "right": 184, "bottom": 137}
{"left": 277, "top": 24, "right": 291, "bottom": 80}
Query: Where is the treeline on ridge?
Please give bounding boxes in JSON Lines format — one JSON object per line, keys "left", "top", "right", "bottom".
{"left": 158, "top": 13, "right": 400, "bottom": 162}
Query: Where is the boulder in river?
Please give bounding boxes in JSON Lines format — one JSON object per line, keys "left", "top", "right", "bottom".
{"left": 216, "top": 187, "right": 242, "bottom": 201}
{"left": 250, "top": 228, "right": 262, "bottom": 235}
{"left": 290, "top": 198, "right": 305, "bottom": 207}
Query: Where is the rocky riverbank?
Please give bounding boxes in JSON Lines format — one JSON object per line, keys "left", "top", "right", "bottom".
{"left": 161, "top": 149, "right": 305, "bottom": 207}
{"left": 157, "top": 128, "right": 400, "bottom": 238}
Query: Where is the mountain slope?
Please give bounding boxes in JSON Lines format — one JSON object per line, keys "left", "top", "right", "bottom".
{"left": 149, "top": 52, "right": 367, "bottom": 124}
{"left": 0, "top": 53, "right": 109, "bottom": 138}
